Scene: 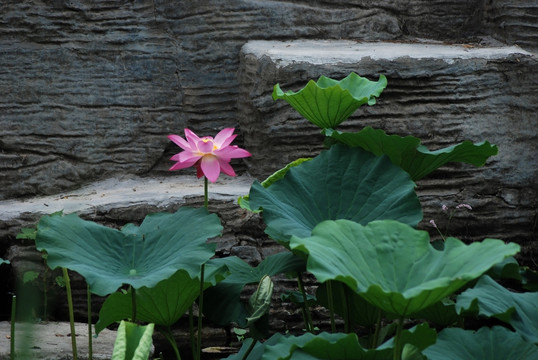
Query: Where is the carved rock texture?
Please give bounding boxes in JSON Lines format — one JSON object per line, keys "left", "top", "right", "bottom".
{"left": 238, "top": 40, "right": 537, "bottom": 264}
{"left": 1, "top": 0, "right": 537, "bottom": 199}
{"left": 0, "top": 0, "right": 536, "bottom": 347}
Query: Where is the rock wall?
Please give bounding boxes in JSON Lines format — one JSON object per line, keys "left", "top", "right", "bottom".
{"left": 1, "top": 0, "right": 536, "bottom": 199}
{"left": 237, "top": 40, "right": 537, "bottom": 265}
{"left": 0, "top": 0, "right": 536, "bottom": 351}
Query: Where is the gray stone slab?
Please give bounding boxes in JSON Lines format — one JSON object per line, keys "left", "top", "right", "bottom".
{"left": 0, "top": 175, "right": 252, "bottom": 223}
{"left": 238, "top": 40, "right": 537, "bottom": 264}
{"left": 241, "top": 39, "right": 532, "bottom": 66}
{"left": 0, "top": 321, "right": 117, "bottom": 360}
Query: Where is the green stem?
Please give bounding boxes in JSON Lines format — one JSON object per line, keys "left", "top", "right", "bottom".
{"left": 10, "top": 295, "right": 16, "bottom": 360}
{"left": 241, "top": 339, "right": 257, "bottom": 360}
{"left": 62, "top": 268, "right": 78, "bottom": 360}
{"left": 43, "top": 265, "right": 48, "bottom": 320}
{"left": 87, "top": 284, "right": 92, "bottom": 360}
{"left": 296, "top": 273, "right": 313, "bottom": 332}
{"left": 393, "top": 317, "right": 404, "bottom": 360}
{"left": 340, "top": 286, "right": 349, "bottom": 333}
{"left": 326, "top": 281, "right": 336, "bottom": 332}
{"left": 371, "top": 308, "right": 382, "bottom": 349}
{"left": 204, "top": 176, "right": 209, "bottom": 209}
{"left": 189, "top": 306, "right": 196, "bottom": 360}
{"left": 163, "top": 327, "right": 181, "bottom": 360}
{"left": 196, "top": 264, "right": 205, "bottom": 360}
{"left": 131, "top": 286, "right": 137, "bottom": 323}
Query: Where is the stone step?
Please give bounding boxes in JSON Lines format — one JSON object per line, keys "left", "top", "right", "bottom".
{"left": 237, "top": 40, "right": 537, "bottom": 263}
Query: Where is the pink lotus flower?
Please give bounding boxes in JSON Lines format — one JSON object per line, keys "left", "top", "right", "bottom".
{"left": 168, "top": 128, "right": 251, "bottom": 183}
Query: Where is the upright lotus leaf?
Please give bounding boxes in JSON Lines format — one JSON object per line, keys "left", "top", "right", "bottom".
{"left": 35, "top": 207, "right": 222, "bottom": 296}
{"left": 455, "top": 275, "right": 538, "bottom": 343}
{"left": 289, "top": 219, "right": 520, "bottom": 317}
{"left": 423, "top": 326, "right": 538, "bottom": 360}
{"left": 95, "top": 265, "right": 228, "bottom": 334}
{"left": 323, "top": 127, "right": 498, "bottom": 180}
{"left": 247, "top": 275, "right": 274, "bottom": 340}
{"left": 249, "top": 145, "right": 422, "bottom": 244}
{"left": 203, "top": 252, "right": 305, "bottom": 327}
{"left": 273, "top": 73, "right": 387, "bottom": 129}
{"left": 111, "top": 321, "right": 154, "bottom": 360}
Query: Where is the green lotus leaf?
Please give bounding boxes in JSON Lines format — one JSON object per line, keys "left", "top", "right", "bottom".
{"left": 487, "top": 256, "right": 538, "bottom": 291}
{"left": 111, "top": 321, "right": 154, "bottom": 360}
{"left": 378, "top": 323, "right": 437, "bottom": 354}
{"left": 227, "top": 331, "right": 394, "bottom": 360}
{"left": 95, "top": 265, "right": 228, "bottom": 334}
{"left": 323, "top": 127, "right": 498, "bottom": 180}
{"left": 289, "top": 219, "right": 520, "bottom": 316}
{"left": 249, "top": 145, "right": 422, "bottom": 244}
{"left": 273, "top": 73, "right": 387, "bottom": 129}
{"left": 203, "top": 252, "right": 305, "bottom": 327}
{"left": 35, "top": 207, "right": 222, "bottom": 296}
{"left": 456, "top": 275, "right": 538, "bottom": 343}
{"left": 423, "top": 326, "right": 538, "bottom": 360}
{"left": 239, "top": 158, "right": 312, "bottom": 212}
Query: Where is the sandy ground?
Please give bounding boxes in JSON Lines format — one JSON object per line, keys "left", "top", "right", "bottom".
{"left": 0, "top": 321, "right": 117, "bottom": 360}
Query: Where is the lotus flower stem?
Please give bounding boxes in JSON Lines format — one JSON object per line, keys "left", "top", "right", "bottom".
{"left": 196, "top": 263, "right": 205, "bottom": 360}
{"left": 326, "top": 280, "right": 336, "bottom": 332}
{"left": 204, "top": 176, "right": 209, "bottom": 209}
{"left": 296, "top": 273, "right": 313, "bottom": 332}
{"left": 62, "top": 267, "right": 78, "bottom": 360}
{"left": 10, "top": 295, "right": 16, "bottom": 360}
{"left": 87, "top": 284, "right": 92, "bottom": 360}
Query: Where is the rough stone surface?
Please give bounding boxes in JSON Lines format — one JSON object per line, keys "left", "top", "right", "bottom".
{"left": 1, "top": 1, "right": 537, "bottom": 200}
{"left": 484, "top": 0, "right": 538, "bottom": 51}
{"left": 0, "top": 1, "right": 537, "bottom": 357}
{"left": 0, "top": 321, "right": 117, "bottom": 360}
{"left": 237, "top": 40, "right": 537, "bottom": 265}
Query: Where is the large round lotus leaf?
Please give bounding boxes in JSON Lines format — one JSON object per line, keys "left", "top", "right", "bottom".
{"left": 273, "top": 72, "right": 387, "bottom": 129}
{"left": 289, "top": 219, "right": 520, "bottom": 316}
{"left": 323, "top": 127, "right": 498, "bottom": 180}
{"left": 423, "top": 326, "right": 538, "bottom": 360}
{"left": 248, "top": 145, "right": 422, "bottom": 243}
{"left": 35, "top": 207, "right": 222, "bottom": 296}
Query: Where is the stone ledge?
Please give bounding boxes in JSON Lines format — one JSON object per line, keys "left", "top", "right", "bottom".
{"left": 0, "top": 175, "right": 253, "bottom": 223}
{"left": 241, "top": 39, "right": 532, "bottom": 67}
